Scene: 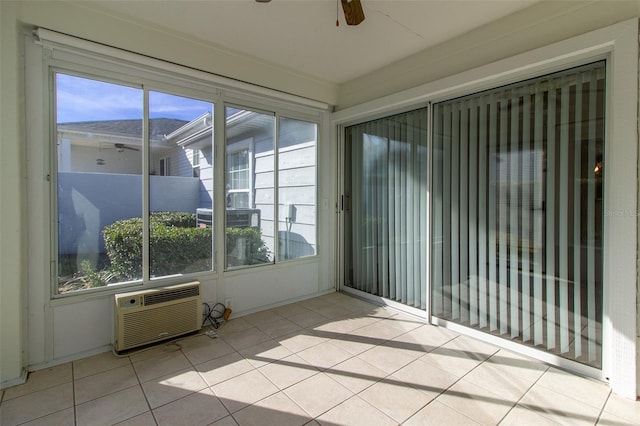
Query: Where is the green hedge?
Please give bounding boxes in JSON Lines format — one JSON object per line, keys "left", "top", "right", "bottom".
{"left": 103, "top": 212, "right": 211, "bottom": 280}
{"left": 226, "top": 227, "right": 270, "bottom": 267}
{"left": 103, "top": 212, "right": 269, "bottom": 279}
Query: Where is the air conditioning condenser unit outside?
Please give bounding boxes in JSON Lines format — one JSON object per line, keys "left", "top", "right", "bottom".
{"left": 114, "top": 282, "right": 202, "bottom": 352}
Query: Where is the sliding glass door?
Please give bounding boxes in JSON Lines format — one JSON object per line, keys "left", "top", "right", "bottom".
{"left": 343, "top": 108, "right": 428, "bottom": 309}
{"left": 431, "top": 62, "right": 605, "bottom": 368}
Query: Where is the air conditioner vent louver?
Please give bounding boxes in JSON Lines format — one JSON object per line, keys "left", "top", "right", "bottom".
{"left": 143, "top": 285, "right": 200, "bottom": 306}
{"left": 114, "top": 282, "right": 202, "bottom": 352}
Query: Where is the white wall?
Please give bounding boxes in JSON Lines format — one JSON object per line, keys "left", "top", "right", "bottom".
{"left": 0, "top": 1, "right": 26, "bottom": 388}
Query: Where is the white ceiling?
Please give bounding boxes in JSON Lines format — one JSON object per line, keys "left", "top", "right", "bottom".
{"left": 89, "top": 0, "right": 540, "bottom": 84}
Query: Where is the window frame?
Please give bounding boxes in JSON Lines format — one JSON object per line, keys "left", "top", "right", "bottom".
{"left": 29, "top": 29, "right": 325, "bottom": 299}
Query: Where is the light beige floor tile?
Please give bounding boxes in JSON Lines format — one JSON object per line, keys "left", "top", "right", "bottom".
{"left": 324, "top": 357, "right": 387, "bottom": 394}
{"left": 76, "top": 385, "right": 149, "bottom": 426}
{"left": 153, "top": 388, "right": 228, "bottom": 426}
{"left": 317, "top": 395, "right": 396, "bottom": 426}
{"left": 141, "top": 368, "right": 208, "bottom": 409}
{"left": 212, "top": 369, "right": 280, "bottom": 414}
{"left": 3, "top": 363, "right": 72, "bottom": 400}
{"left": 302, "top": 302, "right": 353, "bottom": 318}
{"left": 404, "top": 400, "right": 481, "bottom": 426}
{"left": 461, "top": 361, "right": 534, "bottom": 401}
{"left": 326, "top": 333, "right": 375, "bottom": 356}
{"left": 535, "top": 367, "right": 610, "bottom": 409}
{"left": 75, "top": 364, "right": 139, "bottom": 404}
{"left": 519, "top": 383, "right": 602, "bottom": 426}
{"left": 310, "top": 315, "right": 362, "bottom": 334}
{"left": 239, "top": 339, "right": 294, "bottom": 368}
{"left": 232, "top": 391, "right": 311, "bottom": 426}
{"left": 296, "top": 341, "right": 353, "bottom": 370}
{"left": 357, "top": 343, "right": 421, "bottom": 374}
{"left": 196, "top": 352, "right": 255, "bottom": 387}
{"left": 351, "top": 320, "right": 409, "bottom": 342}
{"left": 209, "top": 415, "right": 238, "bottom": 426}
{"left": 391, "top": 324, "right": 457, "bottom": 353}
{"left": 180, "top": 334, "right": 237, "bottom": 365}
{"left": 257, "top": 317, "right": 304, "bottom": 338}
{"left": 222, "top": 326, "right": 273, "bottom": 351}
{"left": 214, "top": 318, "right": 254, "bottom": 337}
{"left": 20, "top": 407, "right": 75, "bottom": 426}
{"left": 277, "top": 330, "right": 328, "bottom": 353}
{"left": 597, "top": 409, "right": 639, "bottom": 426}
{"left": 390, "top": 357, "right": 458, "bottom": 396}
{"left": 437, "top": 379, "right": 515, "bottom": 426}
{"left": 380, "top": 313, "right": 425, "bottom": 333}
{"left": 272, "top": 302, "right": 315, "bottom": 318}
{"left": 0, "top": 382, "right": 73, "bottom": 426}
{"left": 114, "top": 411, "right": 157, "bottom": 425}
{"left": 443, "top": 335, "right": 499, "bottom": 361}
{"left": 259, "top": 353, "right": 319, "bottom": 390}
{"left": 242, "top": 310, "right": 285, "bottom": 326}
{"left": 358, "top": 378, "right": 432, "bottom": 423}
{"left": 287, "top": 310, "right": 329, "bottom": 329}
{"left": 420, "top": 345, "right": 484, "bottom": 378}
{"left": 132, "top": 348, "right": 192, "bottom": 383}
{"left": 73, "top": 351, "right": 131, "bottom": 380}
{"left": 601, "top": 392, "right": 640, "bottom": 425}
{"left": 284, "top": 373, "right": 353, "bottom": 418}
{"left": 501, "top": 404, "right": 563, "bottom": 426}
{"left": 486, "top": 349, "right": 548, "bottom": 383}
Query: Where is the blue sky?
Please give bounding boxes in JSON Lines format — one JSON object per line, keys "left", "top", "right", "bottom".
{"left": 56, "top": 73, "right": 212, "bottom": 123}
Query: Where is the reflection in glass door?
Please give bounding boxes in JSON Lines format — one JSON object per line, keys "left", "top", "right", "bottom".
{"left": 343, "top": 108, "right": 429, "bottom": 309}
{"left": 431, "top": 62, "right": 605, "bottom": 368}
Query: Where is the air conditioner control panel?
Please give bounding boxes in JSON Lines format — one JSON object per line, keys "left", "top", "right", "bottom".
{"left": 118, "top": 296, "right": 141, "bottom": 309}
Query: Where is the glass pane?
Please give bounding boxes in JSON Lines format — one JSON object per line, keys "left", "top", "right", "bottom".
{"left": 56, "top": 73, "right": 143, "bottom": 292}
{"left": 225, "top": 107, "right": 274, "bottom": 268}
{"left": 277, "top": 117, "right": 317, "bottom": 261}
{"left": 149, "top": 91, "right": 214, "bottom": 278}
{"left": 344, "top": 108, "right": 429, "bottom": 309}
{"left": 431, "top": 62, "right": 605, "bottom": 368}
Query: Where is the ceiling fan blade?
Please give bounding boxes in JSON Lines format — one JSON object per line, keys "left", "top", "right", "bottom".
{"left": 341, "top": 0, "right": 365, "bottom": 26}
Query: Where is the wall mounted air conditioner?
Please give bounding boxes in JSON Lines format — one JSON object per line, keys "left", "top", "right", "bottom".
{"left": 114, "top": 282, "right": 202, "bottom": 352}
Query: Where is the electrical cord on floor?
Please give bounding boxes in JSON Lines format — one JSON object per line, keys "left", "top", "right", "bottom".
{"left": 202, "top": 302, "right": 226, "bottom": 329}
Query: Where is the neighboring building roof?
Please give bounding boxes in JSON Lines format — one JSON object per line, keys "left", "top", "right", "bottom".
{"left": 58, "top": 118, "right": 188, "bottom": 141}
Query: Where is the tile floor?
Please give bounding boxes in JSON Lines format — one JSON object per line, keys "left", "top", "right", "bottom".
{"left": 1, "top": 292, "right": 639, "bottom": 426}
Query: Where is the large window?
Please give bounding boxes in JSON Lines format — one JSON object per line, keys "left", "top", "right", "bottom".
{"left": 431, "top": 62, "right": 605, "bottom": 368}
{"left": 224, "top": 107, "right": 318, "bottom": 268}
{"left": 55, "top": 73, "right": 214, "bottom": 293}
{"left": 55, "top": 73, "right": 319, "bottom": 293}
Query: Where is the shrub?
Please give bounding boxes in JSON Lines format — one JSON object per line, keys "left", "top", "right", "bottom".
{"left": 103, "top": 212, "right": 270, "bottom": 279}
{"left": 103, "top": 212, "right": 211, "bottom": 280}
{"left": 226, "top": 227, "right": 271, "bottom": 267}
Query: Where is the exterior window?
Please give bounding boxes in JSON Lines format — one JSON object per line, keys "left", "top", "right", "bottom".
{"left": 226, "top": 149, "right": 250, "bottom": 209}
{"left": 278, "top": 117, "right": 318, "bottom": 260}
{"left": 224, "top": 108, "right": 318, "bottom": 268}
{"left": 159, "top": 157, "right": 170, "bottom": 176}
{"left": 149, "top": 91, "right": 213, "bottom": 279}
{"left": 55, "top": 73, "right": 214, "bottom": 293}
{"left": 431, "top": 61, "right": 605, "bottom": 368}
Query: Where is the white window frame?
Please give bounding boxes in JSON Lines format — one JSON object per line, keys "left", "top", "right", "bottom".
{"left": 333, "top": 19, "right": 638, "bottom": 399}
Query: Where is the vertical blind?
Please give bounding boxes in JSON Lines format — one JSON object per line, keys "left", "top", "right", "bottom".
{"left": 344, "top": 108, "right": 429, "bottom": 309}
{"left": 432, "top": 61, "right": 605, "bottom": 368}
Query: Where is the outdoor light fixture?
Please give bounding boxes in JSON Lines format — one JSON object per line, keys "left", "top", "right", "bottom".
{"left": 96, "top": 158, "right": 105, "bottom": 166}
